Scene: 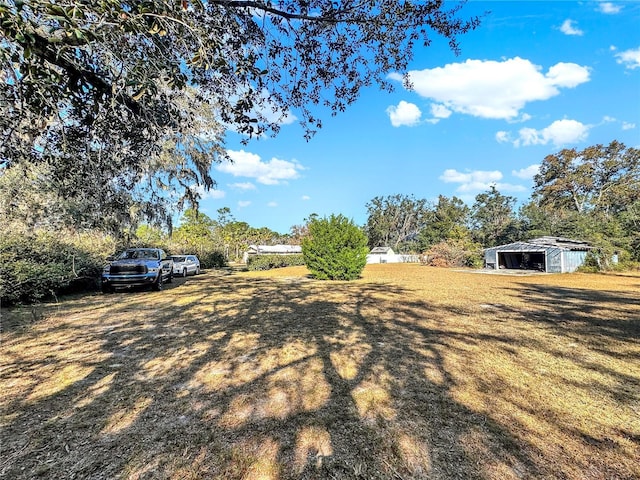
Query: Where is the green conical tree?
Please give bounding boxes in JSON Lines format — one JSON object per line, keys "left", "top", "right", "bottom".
{"left": 302, "top": 214, "right": 369, "bottom": 280}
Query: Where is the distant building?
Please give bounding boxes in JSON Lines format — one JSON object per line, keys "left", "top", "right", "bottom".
{"left": 483, "top": 237, "right": 592, "bottom": 273}
{"left": 242, "top": 244, "right": 302, "bottom": 263}
{"left": 366, "top": 247, "right": 419, "bottom": 264}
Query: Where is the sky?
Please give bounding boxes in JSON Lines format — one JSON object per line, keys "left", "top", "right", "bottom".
{"left": 192, "top": 0, "right": 640, "bottom": 234}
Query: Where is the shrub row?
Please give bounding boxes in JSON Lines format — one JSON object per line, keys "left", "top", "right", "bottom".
{"left": 0, "top": 230, "right": 115, "bottom": 306}
{"left": 246, "top": 254, "right": 305, "bottom": 271}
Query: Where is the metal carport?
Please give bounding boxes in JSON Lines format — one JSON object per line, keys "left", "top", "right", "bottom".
{"left": 483, "top": 237, "right": 592, "bottom": 273}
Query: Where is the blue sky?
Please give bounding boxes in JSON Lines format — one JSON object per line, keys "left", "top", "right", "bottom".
{"left": 193, "top": 1, "right": 640, "bottom": 234}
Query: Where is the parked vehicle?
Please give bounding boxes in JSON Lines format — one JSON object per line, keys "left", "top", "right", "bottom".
{"left": 102, "top": 248, "right": 173, "bottom": 293}
{"left": 171, "top": 254, "right": 200, "bottom": 277}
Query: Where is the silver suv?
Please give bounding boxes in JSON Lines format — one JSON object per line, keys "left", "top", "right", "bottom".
{"left": 171, "top": 254, "right": 201, "bottom": 277}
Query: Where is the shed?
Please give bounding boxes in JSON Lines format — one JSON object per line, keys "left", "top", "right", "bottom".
{"left": 483, "top": 237, "right": 592, "bottom": 273}
{"left": 366, "top": 247, "right": 419, "bottom": 264}
{"left": 370, "top": 246, "right": 395, "bottom": 255}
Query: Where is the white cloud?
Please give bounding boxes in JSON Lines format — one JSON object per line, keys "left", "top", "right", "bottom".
{"left": 267, "top": 201, "right": 278, "bottom": 207}
{"left": 230, "top": 182, "right": 256, "bottom": 191}
{"left": 516, "top": 119, "right": 590, "bottom": 147}
{"left": 301, "top": 195, "right": 311, "bottom": 201}
{"left": 430, "top": 104, "right": 452, "bottom": 119}
{"left": 238, "top": 200, "right": 251, "bottom": 208}
{"left": 219, "top": 149, "right": 304, "bottom": 185}
{"left": 512, "top": 165, "right": 540, "bottom": 180}
{"left": 560, "top": 19, "right": 583, "bottom": 36}
{"left": 440, "top": 169, "right": 526, "bottom": 193}
{"left": 498, "top": 183, "right": 528, "bottom": 193}
{"left": 386, "top": 101, "right": 422, "bottom": 127}
{"left": 622, "top": 122, "right": 636, "bottom": 130}
{"left": 391, "top": 57, "right": 590, "bottom": 120}
{"left": 191, "top": 184, "right": 225, "bottom": 200}
{"left": 509, "top": 113, "right": 532, "bottom": 124}
{"left": 496, "top": 131, "right": 511, "bottom": 143}
{"left": 598, "top": 2, "right": 622, "bottom": 14}
{"left": 545, "top": 63, "right": 591, "bottom": 88}
{"left": 440, "top": 169, "right": 503, "bottom": 184}
{"left": 615, "top": 47, "right": 640, "bottom": 69}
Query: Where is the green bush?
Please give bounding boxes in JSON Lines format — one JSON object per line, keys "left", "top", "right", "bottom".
{"left": 578, "top": 248, "right": 633, "bottom": 273}
{"left": 246, "top": 253, "right": 305, "bottom": 271}
{"left": 199, "top": 250, "right": 227, "bottom": 269}
{"left": 0, "top": 230, "right": 111, "bottom": 305}
{"left": 302, "top": 214, "right": 368, "bottom": 280}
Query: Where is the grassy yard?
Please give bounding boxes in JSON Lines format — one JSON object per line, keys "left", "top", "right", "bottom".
{"left": 1, "top": 265, "right": 639, "bottom": 479}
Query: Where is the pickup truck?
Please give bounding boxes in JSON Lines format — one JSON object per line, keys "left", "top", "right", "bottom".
{"left": 101, "top": 248, "right": 173, "bottom": 293}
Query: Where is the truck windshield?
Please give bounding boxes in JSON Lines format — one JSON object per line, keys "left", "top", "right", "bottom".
{"left": 118, "top": 249, "right": 159, "bottom": 260}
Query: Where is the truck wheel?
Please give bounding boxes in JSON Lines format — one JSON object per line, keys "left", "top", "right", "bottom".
{"left": 167, "top": 270, "right": 173, "bottom": 283}
{"left": 182, "top": 268, "right": 187, "bottom": 277}
{"left": 153, "top": 273, "right": 163, "bottom": 291}
{"left": 101, "top": 283, "right": 113, "bottom": 294}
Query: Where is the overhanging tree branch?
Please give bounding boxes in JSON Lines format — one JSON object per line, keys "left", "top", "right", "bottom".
{"left": 214, "top": 0, "right": 369, "bottom": 23}
{"left": 28, "top": 34, "right": 143, "bottom": 117}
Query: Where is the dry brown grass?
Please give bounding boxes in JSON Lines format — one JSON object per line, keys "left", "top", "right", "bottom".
{"left": 1, "top": 265, "right": 639, "bottom": 479}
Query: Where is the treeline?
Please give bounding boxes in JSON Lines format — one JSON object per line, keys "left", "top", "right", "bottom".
{"left": 367, "top": 141, "right": 639, "bottom": 269}
{"left": 0, "top": 141, "right": 638, "bottom": 305}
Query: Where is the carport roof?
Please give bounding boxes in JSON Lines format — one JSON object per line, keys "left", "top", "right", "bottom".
{"left": 486, "top": 237, "right": 592, "bottom": 252}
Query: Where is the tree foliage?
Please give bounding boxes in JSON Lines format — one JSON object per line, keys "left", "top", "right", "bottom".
{"left": 365, "top": 194, "right": 430, "bottom": 252}
{"left": 471, "top": 186, "right": 519, "bottom": 247}
{"left": 533, "top": 141, "right": 640, "bottom": 216}
{"left": 302, "top": 214, "right": 368, "bottom": 280}
{"left": 528, "top": 141, "right": 640, "bottom": 265}
{"left": 169, "top": 206, "right": 286, "bottom": 263}
{"left": 1, "top": 0, "right": 481, "bottom": 230}
{"left": 418, "top": 194, "right": 470, "bottom": 250}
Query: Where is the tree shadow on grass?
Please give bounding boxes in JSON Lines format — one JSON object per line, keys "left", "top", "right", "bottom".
{"left": 509, "top": 283, "right": 640, "bottom": 338}
{"left": 2, "top": 272, "right": 635, "bottom": 479}
{"left": 488, "top": 281, "right": 640, "bottom": 476}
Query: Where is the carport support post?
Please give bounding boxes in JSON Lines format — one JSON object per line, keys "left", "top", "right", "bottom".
{"left": 494, "top": 250, "right": 499, "bottom": 270}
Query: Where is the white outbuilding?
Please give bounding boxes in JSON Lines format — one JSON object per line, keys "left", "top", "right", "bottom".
{"left": 242, "top": 244, "right": 302, "bottom": 263}
{"left": 366, "top": 247, "right": 419, "bottom": 264}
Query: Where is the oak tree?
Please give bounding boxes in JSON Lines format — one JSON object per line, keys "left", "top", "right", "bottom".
{"left": 533, "top": 141, "right": 640, "bottom": 216}
{"left": 365, "top": 194, "right": 430, "bottom": 252}
{"left": 418, "top": 194, "right": 470, "bottom": 250}
{"left": 1, "top": 0, "right": 481, "bottom": 229}
{"left": 471, "top": 186, "right": 518, "bottom": 247}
